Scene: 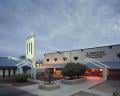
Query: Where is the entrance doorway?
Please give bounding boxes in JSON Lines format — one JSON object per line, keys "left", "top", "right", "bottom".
{"left": 46, "top": 68, "right": 62, "bottom": 77}
{"left": 85, "top": 68, "right": 102, "bottom": 77}
{"left": 108, "top": 69, "right": 120, "bottom": 80}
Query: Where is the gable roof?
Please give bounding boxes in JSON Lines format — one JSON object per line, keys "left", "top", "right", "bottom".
{"left": 16, "top": 59, "right": 32, "bottom": 68}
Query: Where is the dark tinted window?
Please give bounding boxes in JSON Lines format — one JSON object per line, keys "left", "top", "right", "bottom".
{"left": 63, "top": 57, "right": 67, "bottom": 61}
{"left": 54, "top": 58, "right": 57, "bottom": 62}
{"left": 74, "top": 56, "right": 78, "bottom": 61}
{"left": 46, "top": 59, "right": 49, "bottom": 62}
{"left": 109, "top": 46, "right": 112, "bottom": 49}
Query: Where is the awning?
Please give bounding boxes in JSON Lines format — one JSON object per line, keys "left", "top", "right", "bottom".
{"left": 39, "top": 64, "right": 65, "bottom": 68}
{"left": 38, "top": 62, "right": 120, "bottom": 69}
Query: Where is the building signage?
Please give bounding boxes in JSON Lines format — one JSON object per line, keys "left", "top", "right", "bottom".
{"left": 86, "top": 51, "right": 106, "bottom": 58}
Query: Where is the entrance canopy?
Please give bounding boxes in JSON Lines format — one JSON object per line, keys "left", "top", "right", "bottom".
{"left": 102, "top": 62, "right": 120, "bottom": 69}
{"left": 81, "top": 58, "right": 109, "bottom": 69}
{"left": 81, "top": 58, "right": 120, "bottom": 69}
{"left": 84, "top": 62, "right": 102, "bottom": 68}
{"left": 16, "top": 59, "right": 32, "bottom": 68}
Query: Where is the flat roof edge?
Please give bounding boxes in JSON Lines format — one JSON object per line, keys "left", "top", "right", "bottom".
{"left": 44, "top": 43, "right": 120, "bottom": 55}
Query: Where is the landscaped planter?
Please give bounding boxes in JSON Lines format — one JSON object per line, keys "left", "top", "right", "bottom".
{"left": 38, "top": 83, "right": 60, "bottom": 90}
{"left": 61, "top": 77, "right": 87, "bottom": 84}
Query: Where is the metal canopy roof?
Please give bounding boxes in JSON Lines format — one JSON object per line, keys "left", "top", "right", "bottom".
{"left": 0, "top": 57, "right": 31, "bottom": 68}
{"left": 102, "top": 62, "right": 120, "bottom": 69}
{"left": 0, "top": 57, "right": 19, "bottom": 68}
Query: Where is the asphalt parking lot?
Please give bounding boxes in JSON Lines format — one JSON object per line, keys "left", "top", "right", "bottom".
{"left": 0, "top": 85, "right": 36, "bottom": 96}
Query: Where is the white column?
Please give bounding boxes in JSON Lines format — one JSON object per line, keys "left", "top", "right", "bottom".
{"left": 54, "top": 68, "right": 56, "bottom": 77}
{"left": 17, "top": 68, "right": 23, "bottom": 74}
{"left": 31, "top": 68, "right": 36, "bottom": 79}
{"left": 102, "top": 68, "right": 108, "bottom": 80}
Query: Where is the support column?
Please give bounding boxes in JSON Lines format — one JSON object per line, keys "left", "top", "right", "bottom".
{"left": 54, "top": 68, "right": 56, "bottom": 77}
{"left": 31, "top": 68, "right": 36, "bottom": 79}
{"left": 17, "top": 68, "right": 23, "bottom": 74}
{"left": 3, "top": 69, "right": 5, "bottom": 78}
{"left": 8, "top": 69, "right": 10, "bottom": 77}
{"left": 14, "top": 69, "right": 16, "bottom": 76}
{"left": 102, "top": 68, "right": 108, "bottom": 80}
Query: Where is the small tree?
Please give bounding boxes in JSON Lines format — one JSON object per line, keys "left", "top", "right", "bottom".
{"left": 75, "top": 63, "right": 87, "bottom": 78}
{"left": 62, "top": 63, "right": 87, "bottom": 79}
{"left": 62, "top": 63, "right": 76, "bottom": 79}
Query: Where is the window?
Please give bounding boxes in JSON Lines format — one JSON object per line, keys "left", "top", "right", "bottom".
{"left": 46, "top": 59, "right": 49, "bottom": 62}
{"left": 27, "top": 44, "right": 28, "bottom": 54}
{"left": 54, "top": 58, "right": 57, "bottom": 62}
{"left": 63, "top": 57, "right": 67, "bottom": 61}
{"left": 29, "top": 43, "right": 30, "bottom": 52}
{"left": 74, "top": 56, "right": 78, "bottom": 61}
{"left": 31, "top": 42, "right": 32, "bottom": 54}
{"left": 109, "top": 46, "right": 112, "bottom": 49}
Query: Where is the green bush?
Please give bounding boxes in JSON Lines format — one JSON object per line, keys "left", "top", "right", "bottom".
{"left": 113, "top": 91, "right": 120, "bottom": 96}
{"left": 62, "top": 63, "right": 87, "bottom": 79}
{"left": 16, "top": 74, "right": 27, "bottom": 82}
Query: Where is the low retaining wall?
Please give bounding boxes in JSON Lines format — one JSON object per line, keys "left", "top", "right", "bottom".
{"left": 61, "top": 77, "right": 87, "bottom": 84}
{"left": 38, "top": 83, "right": 60, "bottom": 90}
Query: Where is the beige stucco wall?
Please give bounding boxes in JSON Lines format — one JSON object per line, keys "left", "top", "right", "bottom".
{"left": 43, "top": 45, "right": 120, "bottom": 64}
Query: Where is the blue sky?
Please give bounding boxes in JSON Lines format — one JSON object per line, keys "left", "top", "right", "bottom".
{"left": 0, "top": 0, "right": 120, "bottom": 60}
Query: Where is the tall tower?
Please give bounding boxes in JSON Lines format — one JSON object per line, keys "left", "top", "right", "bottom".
{"left": 26, "top": 33, "right": 36, "bottom": 79}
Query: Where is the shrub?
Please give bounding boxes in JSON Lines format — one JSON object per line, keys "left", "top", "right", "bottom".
{"left": 16, "top": 74, "right": 27, "bottom": 82}
{"left": 62, "top": 63, "right": 87, "bottom": 79}
{"left": 113, "top": 91, "right": 120, "bottom": 96}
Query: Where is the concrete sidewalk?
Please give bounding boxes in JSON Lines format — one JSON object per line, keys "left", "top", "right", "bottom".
{"left": 17, "top": 77, "right": 112, "bottom": 96}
